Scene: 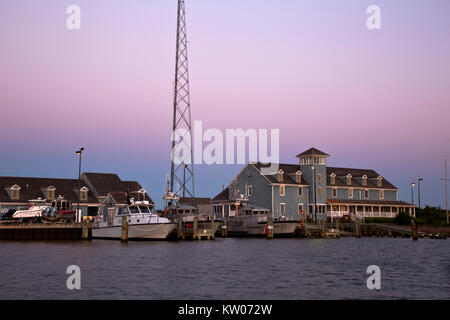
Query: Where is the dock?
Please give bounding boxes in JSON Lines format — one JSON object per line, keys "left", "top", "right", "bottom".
{"left": 0, "top": 223, "right": 87, "bottom": 241}
{"left": 177, "top": 217, "right": 216, "bottom": 240}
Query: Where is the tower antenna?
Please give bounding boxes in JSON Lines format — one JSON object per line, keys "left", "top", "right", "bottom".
{"left": 170, "top": 0, "right": 194, "bottom": 198}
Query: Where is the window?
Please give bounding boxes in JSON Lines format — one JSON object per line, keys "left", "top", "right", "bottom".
{"left": 317, "top": 174, "right": 322, "bottom": 184}
{"left": 332, "top": 188, "right": 337, "bottom": 198}
{"left": 277, "top": 170, "right": 284, "bottom": 182}
{"left": 364, "top": 189, "right": 369, "bottom": 199}
{"left": 379, "top": 190, "right": 384, "bottom": 199}
{"left": 298, "top": 187, "right": 303, "bottom": 196}
{"left": 280, "top": 185, "right": 285, "bottom": 196}
{"left": 296, "top": 171, "right": 302, "bottom": 183}
{"left": 247, "top": 185, "right": 253, "bottom": 197}
{"left": 280, "top": 203, "right": 285, "bottom": 215}
{"left": 330, "top": 173, "right": 336, "bottom": 185}
{"left": 10, "top": 185, "right": 21, "bottom": 200}
{"left": 346, "top": 174, "right": 352, "bottom": 186}
{"left": 377, "top": 176, "right": 383, "bottom": 187}
{"left": 318, "top": 187, "right": 323, "bottom": 197}
{"left": 80, "top": 187, "right": 89, "bottom": 201}
{"left": 362, "top": 175, "right": 368, "bottom": 186}
{"left": 48, "top": 189, "right": 55, "bottom": 200}
{"left": 348, "top": 188, "right": 353, "bottom": 199}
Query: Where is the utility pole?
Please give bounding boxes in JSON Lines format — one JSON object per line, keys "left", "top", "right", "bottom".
{"left": 442, "top": 160, "right": 449, "bottom": 224}
{"left": 170, "top": 0, "right": 195, "bottom": 198}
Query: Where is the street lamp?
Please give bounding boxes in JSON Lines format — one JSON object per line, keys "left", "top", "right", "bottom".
{"left": 417, "top": 178, "right": 423, "bottom": 209}
{"left": 410, "top": 182, "right": 416, "bottom": 206}
{"left": 76, "top": 148, "right": 85, "bottom": 217}
{"left": 312, "top": 166, "right": 316, "bottom": 222}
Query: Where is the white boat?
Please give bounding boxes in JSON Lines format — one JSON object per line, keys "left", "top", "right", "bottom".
{"left": 92, "top": 200, "right": 176, "bottom": 240}
{"left": 12, "top": 198, "right": 48, "bottom": 219}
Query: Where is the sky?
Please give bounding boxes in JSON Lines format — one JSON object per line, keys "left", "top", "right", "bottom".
{"left": 0, "top": 0, "right": 449, "bottom": 208}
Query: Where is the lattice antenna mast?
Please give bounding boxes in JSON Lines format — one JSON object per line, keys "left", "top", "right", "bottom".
{"left": 170, "top": 0, "right": 195, "bottom": 198}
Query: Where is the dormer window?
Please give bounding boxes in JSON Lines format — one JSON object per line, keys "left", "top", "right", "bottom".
{"left": 346, "top": 174, "right": 352, "bottom": 186}
{"left": 296, "top": 171, "right": 302, "bottom": 183}
{"left": 10, "top": 185, "right": 21, "bottom": 200}
{"left": 80, "top": 187, "right": 89, "bottom": 201}
{"left": 377, "top": 176, "right": 383, "bottom": 187}
{"left": 362, "top": 175, "right": 368, "bottom": 186}
{"left": 47, "top": 186, "right": 56, "bottom": 200}
{"left": 277, "top": 170, "right": 284, "bottom": 182}
{"left": 330, "top": 173, "right": 336, "bottom": 185}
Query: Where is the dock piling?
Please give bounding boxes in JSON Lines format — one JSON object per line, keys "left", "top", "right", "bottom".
{"left": 121, "top": 216, "right": 128, "bottom": 242}
{"left": 221, "top": 218, "right": 227, "bottom": 237}
{"left": 266, "top": 216, "right": 274, "bottom": 239}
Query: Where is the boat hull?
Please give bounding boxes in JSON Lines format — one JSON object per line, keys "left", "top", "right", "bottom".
{"left": 92, "top": 223, "right": 176, "bottom": 240}
{"left": 227, "top": 215, "right": 299, "bottom": 237}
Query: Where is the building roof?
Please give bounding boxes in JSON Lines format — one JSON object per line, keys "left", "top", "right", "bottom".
{"left": 0, "top": 176, "right": 97, "bottom": 204}
{"left": 212, "top": 188, "right": 229, "bottom": 201}
{"left": 251, "top": 163, "right": 310, "bottom": 186}
{"left": 82, "top": 172, "right": 153, "bottom": 203}
{"left": 327, "top": 199, "right": 414, "bottom": 207}
{"left": 326, "top": 167, "right": 397, "bottom": 189}
{"left": 296, "top": 147, "right": 330, "bottom": 158}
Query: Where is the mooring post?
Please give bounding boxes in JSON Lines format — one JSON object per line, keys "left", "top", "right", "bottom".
{"left": 193, "top": 217, "right": 199, "bottom": 240}
{"left": 266, "top": 216, "right": 274, "bottom": 239}
{"left": 411, "top": 219, "right": 418, "bottom": 241}
{"left": 221, "top": 218, "right": 227, "bottom": 238}
{"left": 177, "top": 218, "right": 183, "bottom": 239}
{"left": 81, "top": 220, "right": 90, "bottom": 240}
{"left": 121, "top": 216, "right": 128, "bottom": 242}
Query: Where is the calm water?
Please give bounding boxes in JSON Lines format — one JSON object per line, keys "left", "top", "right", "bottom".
{"left": 0, "top": 238, "right": 449, "bottom": 300}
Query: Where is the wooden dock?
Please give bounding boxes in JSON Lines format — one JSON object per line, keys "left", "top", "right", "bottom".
{"left": 0, "top": 223, "right": 87, "bottom": 241}
{"left": 177, "top": 217, "right": 216, "bottom": 240}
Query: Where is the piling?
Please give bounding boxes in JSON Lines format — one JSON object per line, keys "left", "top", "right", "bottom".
{"left": 81, "top": 220, "right": 90, "bottom": 240}
{"left": 411, "top": 220, "right": 418, "bottom": 241}
{"left": 193, "top": 217, "right": 199, "bottom": 240}
{"left": 266, "top": 216, "right": 274, "bottom": 239}
{"left": 221, "top": 218, "right": 227, "bottom": 237}
{"left": 177, "top": 218, "right": 183, "bottom": 239}
{"left": 121, "top": 216, "right": 128, "bottom": 242}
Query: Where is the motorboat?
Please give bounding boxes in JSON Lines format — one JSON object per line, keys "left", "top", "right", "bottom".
{"left": 12, "top": 198, "right": 49, "bottom": 220}
{"left": 227, "top": 206, "right": 299, "bottom": 237}
{"left": 92, "top": 200, "right": 176, "bottom": 240}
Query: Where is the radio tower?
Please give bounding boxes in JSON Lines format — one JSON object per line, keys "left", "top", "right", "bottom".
{"left": 170, "top": 0, "right": 194, "bottom": 198}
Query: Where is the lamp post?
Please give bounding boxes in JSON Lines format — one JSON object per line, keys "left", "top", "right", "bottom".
{"left": 417, "top": 178, "right": 423, "bottom": 209}
{"left": 76, "top": 148, "right": 84, "bottom": 217}
{"left": 312, "top": 166, "right": 316, "bottom": 222}
{"left": 410, "top": 182, "right": 416, "bottom": 205}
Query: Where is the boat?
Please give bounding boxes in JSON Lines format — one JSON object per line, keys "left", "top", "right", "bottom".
{"left": 227, "top": 206, "right": 299, "bottom": 237}
{"left": 92, "top": 200, "right": 176, "bottom": 240}
{"left": 163, "top": 192, "right": 221, "bottom": 237}
{"left": 12, "top": 198, "right": 49, "bottom": 220}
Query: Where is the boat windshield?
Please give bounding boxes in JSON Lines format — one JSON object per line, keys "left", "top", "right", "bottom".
{"left": 129, "top": 206, "right": 140, "bottom": 214}
{"left": 139, "top": 206, "right": 150, "bottom": 213}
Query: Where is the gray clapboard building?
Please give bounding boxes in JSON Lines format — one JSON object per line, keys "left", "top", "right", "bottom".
{"left": 212, "top": 148, "right": 415, "bottom": 220}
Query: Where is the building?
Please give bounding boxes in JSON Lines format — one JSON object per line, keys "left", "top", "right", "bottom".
{"left": 0, "top": 172, "right": 153, "bottom": 217}
{"left": 212, "top": 147, "right": 415, "bottom": 220}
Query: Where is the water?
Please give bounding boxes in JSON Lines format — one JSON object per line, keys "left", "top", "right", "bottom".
{"left": 0, "top": 238, "right": 449, "bottom": 300}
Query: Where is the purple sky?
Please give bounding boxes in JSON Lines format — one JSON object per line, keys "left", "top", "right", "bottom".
{"left": 0, "top": 0, "right": 449, "bottom": 208}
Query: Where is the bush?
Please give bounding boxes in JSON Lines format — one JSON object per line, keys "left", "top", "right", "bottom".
{"left": 394, "top": 211, "right": 413, "bottom": 225}
{"left": 415, "top": 206, "right": 448, "bottom": 225}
